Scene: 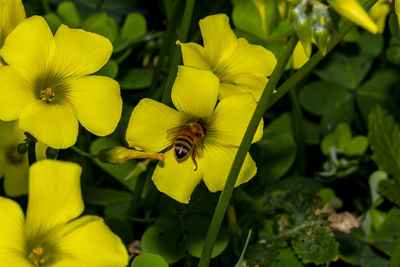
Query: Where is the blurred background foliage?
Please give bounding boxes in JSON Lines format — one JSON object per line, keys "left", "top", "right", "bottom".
{"left": 3, "top": 0, "right": 399, "bottom": 266}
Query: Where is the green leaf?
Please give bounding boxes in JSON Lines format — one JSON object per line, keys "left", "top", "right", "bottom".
{"left": 300, "top": 82, "right": 351, "bottom": 116}
{"left": 368, "top": 105, "right": 400, "bottom": 181}
{"left": 334, "top": 123, "right": 352, "bottom": 150}
{"left": 131, "top": 254, "right": 169, "bottom": 267}
{"left": 274, "top": 248, "right": 302, "bottom": 267}
{"left": 120, "top": 13, "right": 147, "bottom": 41}
{"left": 378, "top": 179, "right": 400, "bottom": 206}
{"left": 315, "top": 53, "right": 372, "bottom": 89}
{"left": 232, "top": 0, "right": 265, "bottom": 39}
{"left": 245, "top": 240, "right": 280, "bottom": 266}
{"left": 141, "top": 217, "right": 185, "bottom": 264}
{"left": 81, "top": 13, "right": 118, "bottom": 43}
{"left": 184, "top": 215, "right": 229, "bottom": 258}
{"left": 90, "top": 137, "right": 138, "bottom": 192}
{"left": 386, "top": 46, "right": 400, "bottom": 64}
{"left": 95, "top": 60, "right": 119, "bottom": 78}
{"left": 336, "top": 230, "right": 389, "bottom": 266}
{"left": 119, "top": 68, "right": 153, "bottom": 90}
{"left": 292, "top": 227, "right": 339, "bottom": 265}
{"left": 235, "top": 230, "right": 252, "bottom": 267}
{"left": 57, "top": 1, "right": 81, "bottom": 28}
{"left": 321, "top": 134, "right": 336, "bottom": 155}
{"left": 316, "top": 188, "right": 343, "bottom": 209}
{"left": 358, "top": 31, "right": 383, "bottom": 57}
{"left": 44, "top": 13, "right": 62, "bottom": 33}
{"left": 344, "top": 136, "right": 368, "bottom": 156}
{"left": 373, "top": 208, "right": 400, "bottom": 256}
{"left": 82, "top": 185, "right": 132, "bottom": 206}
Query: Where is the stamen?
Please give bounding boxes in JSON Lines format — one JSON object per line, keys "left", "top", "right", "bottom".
{"left": 39, "top": 87, "right": 55, "bottom": 103}
{"left": 28, "top": 247, "right": 46, "bottom": 266}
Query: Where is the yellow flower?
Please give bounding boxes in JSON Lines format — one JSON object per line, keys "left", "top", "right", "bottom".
{"left": 179, "top": 14, "right": 276, "bottom": 100}
{"left": 329, "top": 0, "right": 378, "bottom": 34}
{"left": 0, "top": 159, "right": 128, "bottom": 266}
{"left": 0, "top": 0, "right": 25, "bottom": 65}
{"left": 292, "top": 41, "right": 309, "bottom": 69}
{"left": 0, "top": 16, "right": 122, "bottom": 149}
{"left": 0, "top": 120, "right": 47, "bottom": 197}
{"left": 125, "top": 66, "right": 263, "bottom": 203}
{"left": 369, "top": 0, "right": 391, "bottom": 33}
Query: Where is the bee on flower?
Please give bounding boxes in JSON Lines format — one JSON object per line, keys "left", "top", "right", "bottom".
{"left": 0, "top": 16, "right": 122, "bottom": 149}
{"left": 0, "top": 160, "right": 129, "bottom": 266}
{"left": 125, "top": 66, "right": 263, "bottom": 203}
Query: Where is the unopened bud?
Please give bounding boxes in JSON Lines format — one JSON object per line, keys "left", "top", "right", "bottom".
{"left": 17, "top": 143, "right": 28, "bottom": 154}
{"left": 313, "top": 24, "right": 330, "bottom": 55}
{"left": 46, "top": 147, "right": 58, "bottom": 159}
{"left": 98, "top": 146, "right": 164, "bottom": 164}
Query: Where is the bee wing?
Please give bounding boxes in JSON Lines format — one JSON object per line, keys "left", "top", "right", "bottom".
{"left": 166, "top": 126, "right": 184, "bottom": 141}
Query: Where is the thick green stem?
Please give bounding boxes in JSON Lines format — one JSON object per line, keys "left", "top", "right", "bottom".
{"left": 198, "top": 35, "right": 299, "bottom": 267}
{"left": 149, "top": 0, "right": 183, "bottom": 96}
{"left": 71, "top": 146, "right": 98, "bottom": 159}
{"left": 161, "top": 0, "right": 196, "bottom": 105}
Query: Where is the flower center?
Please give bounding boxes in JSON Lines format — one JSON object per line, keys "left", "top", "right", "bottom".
{"left": 28, "top": 247, "right": 46, "bottom": 266}
{"left": 39, "top": 88, "right": 55, "bottom": 103}
{"left": 6, "top": 145, "right": 25, "bottom": 164}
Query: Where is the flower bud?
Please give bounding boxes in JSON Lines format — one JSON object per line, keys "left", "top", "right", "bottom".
{"left": 295, "top": 16, "right": 313, "bottom": 56}
{"left": 328, "top": 0, "right": 378, "bottom": 33}
{"left": 17, "top": 143, "right": 28, "bottom": 154}
{"left": 396, "top": 0, "right": 400, "bottom": 27}
{"left": 98, "top": 146, "right": 164, "bottom": 164}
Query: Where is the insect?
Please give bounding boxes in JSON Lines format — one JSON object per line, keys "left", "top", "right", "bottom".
{"left": 167, "top": 120, "right": 206, "bottom": 170}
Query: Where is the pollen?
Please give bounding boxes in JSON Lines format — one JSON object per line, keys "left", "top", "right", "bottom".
{"left": 28, "top": 247, "right": 46, "bottom": 266}
{"left": 39, "top": 87, "right": 55, "bottom": 103}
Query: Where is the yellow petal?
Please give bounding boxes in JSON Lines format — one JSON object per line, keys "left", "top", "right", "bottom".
{"left": 293, "top": 41, "right": 309, "bottom": 69}
{"left": 0, "top": 66, "right": 35, "bottom": 121}
{"left": 171, "top": 66, "right": 219, "bottom": 119}
{"left": 19, "top": 101, "right": 79, "bottom": 149}
{"left": 199, "top": 14, "right": 237, "bottom": 68}
{"left": 179, "top": 42, "right": 210, "bottom": 70}
{"left": 224, "top": 38, "right": 277, "bottom": 78}
{"left": 0, "top": 0, "right": 26, "bottom": 43}
{"left": 200, "top": 144, "right": 257, "bottom": 192}
{"left": 65, "top": 76, "right": 122, "bottom": 136}
{"left": 55, "top": 216, "right": 128, "bottom": 267}
{"left": 1, "top": 16, "right": 54, "bottom": 78}
{"left": 219, "top": 73, "right": 268, "bottom": 101}
{"left": 25, "top": 160, "right": 84, "bottom": 238}
{"left": 206, "top": 93, "right": 263, "bottom": 147}
{"left": 0, "top": 196, "right": 28, "bottom": 265}
{"left": 152, "top": 150, "right": 203, "bottom": 204}
{"left": 53, "top": 25, "right": 112, "bottom": 77}
{"left": 329, "top": 0, "right": 378, "bottom": 34}
{"left": 126, "top": 98, "right": 186, "bottom": 152}
{"left": 369, "top": 0, "right": 390, "bottom": 33}
{"left": 3, "top": 157, "right": 29, "bottom": 197}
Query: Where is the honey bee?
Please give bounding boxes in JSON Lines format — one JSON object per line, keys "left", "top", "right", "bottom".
{"left": 167, "top": 119, "right": 206, "bottom": 170}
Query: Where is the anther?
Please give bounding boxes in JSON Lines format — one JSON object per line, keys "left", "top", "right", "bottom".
{"left": 39, "top": 87, "right": 55, "bottom": 103}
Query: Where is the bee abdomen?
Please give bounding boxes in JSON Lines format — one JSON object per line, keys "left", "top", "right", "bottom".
{"left": 175, "top": 135, "right": 193, "bottom": 159}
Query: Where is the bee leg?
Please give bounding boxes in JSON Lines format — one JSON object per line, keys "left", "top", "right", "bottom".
{"left": 192, "top": 151, "right": 198, "bottom": 171}
{"left": 165, "top": 138, "right": 175, "bottom": 152}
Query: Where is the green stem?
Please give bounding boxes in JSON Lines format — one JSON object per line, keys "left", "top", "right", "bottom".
{"left": 267, "top": 0, "right": 378, "bottom": 110}
{"left": 161, "top": 0, "right": 196, "bottom": 105}
{"left": 149, "top": 0, "right": 183, "bottom": 96}
{"left": 198, "top": 34, "right": 299, "bottom": 267}
{"left": 390, "top": 234, "right": 400, "bottom": 267}
{"left": 71, "top": 146, "right": 98, "bottom": 159}
{"left": 127, "top": 169, "right": 149, "bottom": 216}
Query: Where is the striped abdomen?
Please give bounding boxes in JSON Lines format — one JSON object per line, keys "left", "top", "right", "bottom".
{"left": 174, "top": 134, "right": 194, "bottom": 159}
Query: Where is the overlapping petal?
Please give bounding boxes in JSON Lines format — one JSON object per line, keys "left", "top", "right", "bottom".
{"left": 65, "top": 75, "right": 122, "bottom": 136}
{"left": 152, "top": 150, "right": 204, "bottom": 203}
{"left": 0, "top": 66, "right": 35, "bottom": 121}
{"left": 199, "top": 144, "right": 257, "bottom": 192}
{"left": 219, "top": 73, "right": 268, "bottom": 100}
{"left": 0, "top": 0, "right": 26, "bottom": 40}
{"left": 53, "top": 25, "right": 112, "bottom": 77}
{"left": 0, "top": 197, "right": 28, "bottom": 265}
{"left": 25, "top": 160, "right": 83, "bottom": 237}
{"left": 56, "top": 216, "right": 128, "bottom": 267}
{"left": 179, "top": 42, "right": 209, "bottom": 70}
{"left": 206, "top": 94, "right": 263, "bottom": 147}
{"left": 19, "top": 101, "right": 79, "bottom": 149}
{"left": 0, "top": 16, "right": 53, "bottom": 79}
{"left": 199, "top": 14, "right": 237, "bottom": 68}
{"left": 171, "top": 66, "right": 219, "bottom": 119}
{"left": 126, "top": 98, "right": 186, "bottom": 152}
